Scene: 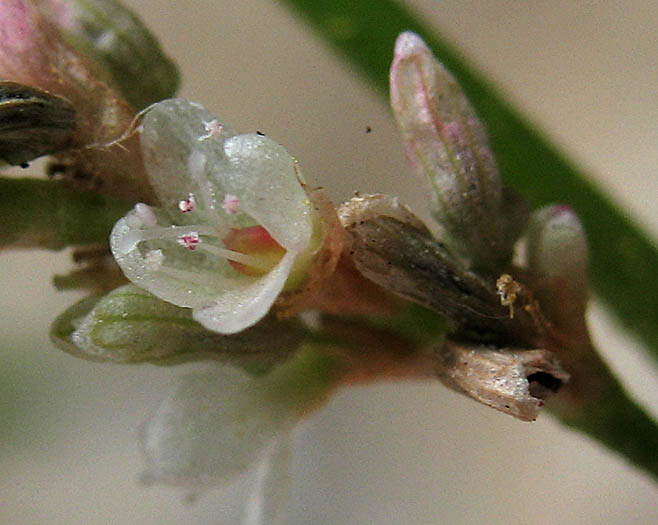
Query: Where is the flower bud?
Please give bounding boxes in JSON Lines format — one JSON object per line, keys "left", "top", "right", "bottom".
{"left": 0, "top": 1, "right": 151, "bottom": 200}
{"left": 37, "top": 0, "right": 180, "bottom": 109}
{"left": 339, "top": 194, "right": 536, "bottom": 341}
{"left": 390, "top": 32, "right": 516, "bottom": 270}
{"left": 50, "top": 284, "right": 304, "bottom": 365}
{"left": 525, "top": 205, "right": 589, "bottom": 326}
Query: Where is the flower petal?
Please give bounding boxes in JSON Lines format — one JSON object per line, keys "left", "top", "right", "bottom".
{"left": 193, "top": 250, "right": 297, "bottom": 334}
{"left": 140, "top": 98, "right": 237, "bottom": 221}
{"left": 139, "top": 366, "right": 296, "bottom": 490}
{"left": 110, "top": 204, "right": 239, "bottom": 310}
{"left": 221, "top": 134, "right": 313, "bottom": 251}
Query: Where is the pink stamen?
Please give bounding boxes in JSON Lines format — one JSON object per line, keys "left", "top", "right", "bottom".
{"left": 178, "top": 193, "right": 196, "bottom": 213}
{"left": 198, "top": 119, "right": 224, "bottom": 141}
{"left": 222, "top": 194, "right": 240, "bottom": 214}
{"left": 178, "top": 233, "right": 201, "bottom": 250}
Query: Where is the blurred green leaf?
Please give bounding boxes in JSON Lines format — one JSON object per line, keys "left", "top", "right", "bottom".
{"left": 0, "top": 177, "right": 130, "bottom": 250}
{"left": 281, "top": 0, "right": 658, "bottom": 366}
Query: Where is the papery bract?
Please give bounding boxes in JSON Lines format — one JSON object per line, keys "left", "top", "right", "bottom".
{"left": 110, "top": 99, "right": 318, "bottom": 334}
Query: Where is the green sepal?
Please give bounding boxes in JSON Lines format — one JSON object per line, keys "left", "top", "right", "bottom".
{"left": 50, "top": 284, "right": 304, "bottom": 366}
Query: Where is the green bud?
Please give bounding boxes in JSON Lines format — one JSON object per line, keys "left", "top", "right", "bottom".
{"left": 40, "top": 0, "right": 180, "bottom": 109}
{"left": 50, "top": 284, "right": 304, "bottom": 366}
{"left": 526, "top": 205, "right": 589, "bottom": 326}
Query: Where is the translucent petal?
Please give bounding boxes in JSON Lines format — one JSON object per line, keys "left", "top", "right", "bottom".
{"left": 139, "top": 366, "right": 298, "bottom": 489}
{"left": 111, "top": 204, "right": 302, "bottom": 333}
{"left": 110, "top": 205, "right": 240, "bottom": 309}
{"left": 221, "top": 134, "right": 313, "bottom": 251}
{"left": 140, "top": 98, "right": 237, "bottom": 221}
{"left": 193, "top": 250, "right": 298, "bottom": 334}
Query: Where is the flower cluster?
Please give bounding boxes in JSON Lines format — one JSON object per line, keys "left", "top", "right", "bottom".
{"left": 3, "top": 1, "right": 597, "bottom": 521}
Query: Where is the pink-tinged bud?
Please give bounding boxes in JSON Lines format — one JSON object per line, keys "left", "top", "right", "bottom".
{"left": 0, "top": 1, "right": 150, "bottom": 200}
{"left": 36, "top": 0, "right": 180, "bottom": 110}
{"left": 0, "top": 1, "right": 64, "bottom": 91}
{"left": 390, "top": 32, "right": 513, "bottom": 270}
{"left": 526, "top": 205, "right": 589, "bottom": 328}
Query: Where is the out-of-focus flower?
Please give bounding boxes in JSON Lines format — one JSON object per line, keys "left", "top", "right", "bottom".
{"left": 110, "top": 99, "right": 322, "bottom": 334}
{"left": 139, "top": 346, "right": 342, "bottom": 513}
{"left": 390, "top": 31, "right": 525, "bottom": 271}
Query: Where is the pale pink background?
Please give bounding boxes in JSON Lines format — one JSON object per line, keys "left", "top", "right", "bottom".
{"left": 1, "top": 1, "right": 657, "bottom": 523}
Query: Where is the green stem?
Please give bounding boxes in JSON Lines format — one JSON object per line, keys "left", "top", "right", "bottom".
{"left": 280, "top": 0, "right": 658, "bottom": 366}
{"left": 550, "top": 358, "right": 658, "bottom": 481}
{"left": 0, "top": 177, "right": 130, "bottom": 250}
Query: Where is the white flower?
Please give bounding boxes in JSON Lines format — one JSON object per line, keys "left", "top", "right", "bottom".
{"left": 110, "top": 99, "right": 318, "bottom": 334}
{"left": 139, "top": 365, "right": 298, "bottom": 492}
{"left": 139, "top": 347, "right": 342, "bottom": 517}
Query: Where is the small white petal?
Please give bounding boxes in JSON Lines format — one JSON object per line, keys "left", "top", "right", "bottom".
{"left": 221, "top": 134, "right": 313, "bottom": 251}
{"left": 193, "top": 250, "right": 298, "bottom": 334}
{"left": 140, "top": 99, "right": 236, "bottom": 218}
{"left": 139, "top": 366, "right": 299, "bottom": 490}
